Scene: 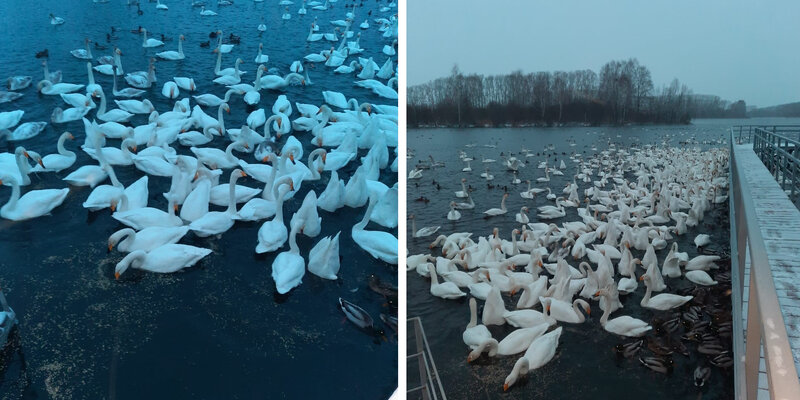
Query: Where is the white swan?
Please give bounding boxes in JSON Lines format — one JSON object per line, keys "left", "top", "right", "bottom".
{"left": 463, "top": 297, "right": 492, "bottom": 350}
{"left": 255, "top": 181, "right": 293, "bottom": 254}
{"left": 308, "top": 232, "right": 341, "bottom": 280}
{"left": 639, "top": 275, "right": 693, "bottom": 310}
{"left": 156, "top": 35, "right": 185, "bottom": 60}
{"left": 37, "top": 80, "right": 83, "bottom": 95}
{"left": 30, "top": 132, "right": 76, "bottom": 172}
{"left": 213, "top": 59, "right": 244, "bottom": 85}
{"left": 188, "top": 169, "right": 246, "bottom": 237}
{"left": 115, "top": 99, "right": 154, "bottom": 114}
{"left": 428, "top": 264, "right": 465, "bottom": 299}
{"left": 141, "top": 29, "right": 164, "bottom": 48}
{"left": 483, "top": 193, "right": 509, "bottom": 216}
{"left": 503, "top": 327, "right": 563, "bottom": 391}
{"left": 193, "top": 89, "right": 240, "bottom": 107}
{"left": 271, "top": 223, "right": 306, "bottom": 294}
{"left": 408, "top": 214, "right": 440, "bottom": 238}
{"left": 595, "top": 288, "right": 652, "bottom": 337}
{"left": 108, "top": 226, "right": 190, "bottom": 253}
{"left": 352, "top": 195, "right": 398, "bottom": 264}
{"left": 0, "top": 175, "right": 69, "bottom": 221}
{"left": 94, "top": 89, "right": 133, "bottom": 122}
{"left": 114, "top": 244, "right": 212, "bottom": 279}
{"left": 94, "top": 49, "right": 124, "bottom": 76}
{"left": 112, "top": 200, "right": 183, "bottom": 230}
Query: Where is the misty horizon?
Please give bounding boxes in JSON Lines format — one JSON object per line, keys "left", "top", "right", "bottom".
{"left": 408, "top": 0, "right": 800, "bottom": 108}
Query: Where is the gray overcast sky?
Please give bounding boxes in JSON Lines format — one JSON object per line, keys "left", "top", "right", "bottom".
{"left": 408, "top": 0, "right": 800, "bottom": 107}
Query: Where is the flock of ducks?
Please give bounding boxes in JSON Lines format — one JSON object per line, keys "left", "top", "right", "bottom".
{"left": 1, "top": 0, "right": 398, "bottom": 336}
{"left": 407, "top": 139, "right": 733, "bottom": 392}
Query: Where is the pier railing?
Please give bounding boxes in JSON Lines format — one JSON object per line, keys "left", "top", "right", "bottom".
{"left": 407, "top": 317, "right": 447, "bottom": 400}
{"left": 729, "top": 128, "right": 800, "bottom": 400}
{"left": 732, "top": 125, "right": 800, "bottom": 144}
{"left": 732, "top": 125, "right": 800, "bottom": 208}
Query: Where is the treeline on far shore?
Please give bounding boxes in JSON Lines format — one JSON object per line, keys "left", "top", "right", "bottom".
{"left": 407, "top": 58, "right": 748, "bottom": 128}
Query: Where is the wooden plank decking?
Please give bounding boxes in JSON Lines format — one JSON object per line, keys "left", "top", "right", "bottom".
{"left": 735, "top": 143, "right": 800, "bottom": 398}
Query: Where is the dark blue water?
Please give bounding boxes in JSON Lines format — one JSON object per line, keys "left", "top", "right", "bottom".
{"left": 406, "top": 118, "right": 800, "bottom": 400}
{"left": 0, "top": 0, "right": 397, "bottom": 398}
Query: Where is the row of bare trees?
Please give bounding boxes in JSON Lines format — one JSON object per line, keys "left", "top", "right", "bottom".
{"left": 408, "top": 58, "right": 740, "bottom": 127}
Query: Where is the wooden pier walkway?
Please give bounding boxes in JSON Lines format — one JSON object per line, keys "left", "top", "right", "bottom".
{"left": 732, "top": 141, "right": 800, "bottom": 399}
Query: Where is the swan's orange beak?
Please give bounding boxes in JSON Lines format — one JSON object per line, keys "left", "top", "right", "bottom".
{"left": 277, "top": 119, "right": 282, "bottom": 128}
{"left": 23, "top": 151, "right": 30, "bottom": 158}
{"left": 262, "top": 156, "right": 269, "bottom": 163}
{"left": 115, "top": 271, "right": 120, "bottom": 280}
{"left": 110, "top": 202, "right": 116, "bottom": 212}
{"left": 131, "top": 146, "right": 137, "bottom": 153}
{"left": 289, "top": 182, "right": 295, "bottom": 191}
{"left": 37, "top": 158, "right": 44, "bottom": 168}
{"left": 244, "top": 143, "right": 250, "bottom": 150}
{"left": 108, "top": 243, "right": 113, "bottom": 252}
{"left": 317, "top": 138, "right": 323, "bottom": 147}
{"left": 240, "top": 171, "right": 247, "bottom": 177}
{"left": 67, "top": 133, "right": 74, "bottom": 140}
{"left": 321, "top": 153, "right": 327, "bottom": 163}
{"left": 510, "top": 289, "right": 517, "bottom": 296}
{"left": 467, "top": 355, "right": 473, "bottom": 363}
{"left": 174, "top": 204, "right": 179, "bottom": 213}
{"left": 0, "top": 179, "right": 3, "bottom": 186}
{"left": 170, "top": 87, "right": 175, "bottom": 97}
{"left": 289, "top": 153, "right": 295, "bottom": 163}
{"left": 639, "top": 275, "right": 645, "bottom": 281}
{"left": 586, "top": 307, "right": 591, "bottom": 316}
{"left": 503, "top": 383, "right": 509, "bottom": 392}
{"left": 193, "top": 171, "right": 199, "bottom": 180}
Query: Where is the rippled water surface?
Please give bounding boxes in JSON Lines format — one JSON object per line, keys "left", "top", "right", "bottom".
{"left": 406, "top": 118, "right": 800, "bottom": 399}
{"left": 0, "top": 0, "right": 398, "bottom": 398}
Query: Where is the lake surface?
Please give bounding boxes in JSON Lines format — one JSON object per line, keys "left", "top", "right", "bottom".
{"left": 406, "top": 118, "right": 800, "bottom": 399}
{"left": 0, "top": 0, "right": 398, "bottom": 398}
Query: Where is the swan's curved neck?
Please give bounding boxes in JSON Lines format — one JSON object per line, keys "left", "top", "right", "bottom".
{"left": 97, "top": 90, "right": 107, "bottom": 115}
{"left": 178, "top": 37, "right": 183, "bottom": 56}
{"left": 214, "top": 50, "right": 222, "bottom": 74}
{"left": 15, "top": 151, "right": 31, "bottom": 183}
{"left": 233, "top": 61, "right": 241, "bottom": 77}
{"left": 599, "top": 294, "right": 612, "bottom": 325}
{"left": 57, "top": 135, "right": 74, "bottom": 157}
{"left": 274, "top": 184, "right": 291, "bottom": 223}
{"left": 468, "top": 300, "right": 477, "bottom": 328}
{"left": 641, "top": 280, "right": 653, "bottom": 306}
{"left": 500, "top": 196, "right": 507, "bottom": 211}
{"left": 87, "top": 63, "right": 95, "bottom": 85}
{"left": 308, "top": 149, "right": 324, "bottom": 179}
{"left": 288, "top": 223, "right": 300, "bottom": 254}
{"left": 227, "top": 172, "right": 241, "bottom": 213}
{"left": 224, "top": 141, "right": 239, "bottom": 161}
{"left": 2, "top": 176, "right": 21, "bottom": 211}
{"left": 254, "top": 68, "right": 264, "bottom": 90}
{"left": 217, "top": 104, "right": 227, "bottom": 134}
{"left": 110, "top": 229, "right": 136, "bottom": 252}
{"left": 223, "top": 89, "right": 236, "bottom": 102}
{"left": 429, "top": 265, "right": 439, "bottom": 285}
{"left": 263, "top": 115, "right": 277, "bottom": 141}
{"left": 355, "top": 192, "right": 377, "bottom": 230}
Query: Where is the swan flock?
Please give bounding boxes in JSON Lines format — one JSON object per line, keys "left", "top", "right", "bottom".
{"left": 408, "top": 136, "right": 733, "bottom": 393}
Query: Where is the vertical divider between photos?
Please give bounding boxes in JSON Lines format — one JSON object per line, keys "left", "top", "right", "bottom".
{"left": 395, "top": 0, "right": 408, "bottom": 398}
